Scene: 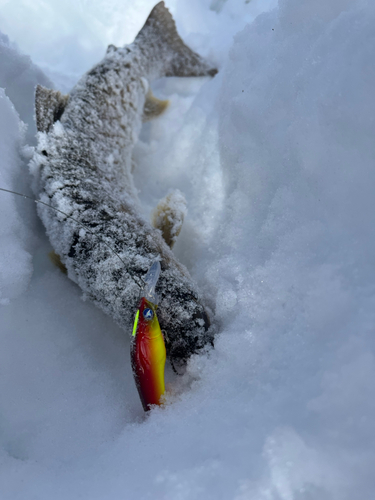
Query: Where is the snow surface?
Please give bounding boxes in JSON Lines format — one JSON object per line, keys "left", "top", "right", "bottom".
{"left": 0, "top": 90, "right": 33, "bottom": 304}
{"left": 1, "top": 0, "right": 375, "bottom": 498}
{"left": 0, "top": 33, "right": 53, "bottom": 143}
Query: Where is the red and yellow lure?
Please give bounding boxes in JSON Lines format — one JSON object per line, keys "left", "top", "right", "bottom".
{"left": 131, "top": 261, "right": 166, "bottom": 411}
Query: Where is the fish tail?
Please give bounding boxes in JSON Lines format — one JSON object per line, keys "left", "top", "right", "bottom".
{"left": 135, "top": 1, "right": 217, "bottom": 78}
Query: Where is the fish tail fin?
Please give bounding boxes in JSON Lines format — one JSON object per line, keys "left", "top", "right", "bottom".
{"left": 135, "top": 1, "right": 217, "bottom": 78}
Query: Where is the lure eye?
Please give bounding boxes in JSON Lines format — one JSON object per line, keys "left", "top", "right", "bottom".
{"left": 143, "top": 308, "right": 154, "bottom": 320}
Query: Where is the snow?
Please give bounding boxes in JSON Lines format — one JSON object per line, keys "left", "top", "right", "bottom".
{"left": 0, "top": 33, "right": 53, "bottom": 143}
{"left": 0, "top": 89, "right": 33, "bottom": 304}
{"left": 1, "top": 0, "right": 375, "bottom": 499}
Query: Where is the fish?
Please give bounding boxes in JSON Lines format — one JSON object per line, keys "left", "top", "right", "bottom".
{"left": 29, "top": 1, "right": 217, "bottom": 365}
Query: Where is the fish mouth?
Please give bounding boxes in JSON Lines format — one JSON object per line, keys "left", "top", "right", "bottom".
{"left": 166, "top": 306, "right": 213, "bottom": 365}
{"left": 193, "top": 308, "right": 211, "bottom": 332}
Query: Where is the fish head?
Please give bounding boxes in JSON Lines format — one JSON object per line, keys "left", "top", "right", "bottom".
{"left": 157, "top": 285, "right": 212, "bottom": 366}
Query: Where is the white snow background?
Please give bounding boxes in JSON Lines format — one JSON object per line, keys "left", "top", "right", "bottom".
{"left": 1, "top": 0, "right": 375, "bottom": 498}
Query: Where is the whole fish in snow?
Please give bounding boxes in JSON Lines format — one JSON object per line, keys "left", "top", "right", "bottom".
{"left": 30, "top": 2, "right": 216, "bottom": 364}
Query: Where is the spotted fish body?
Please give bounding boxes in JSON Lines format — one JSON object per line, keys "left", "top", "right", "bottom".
{"left": 30, "top": 2, "right": 216, "bottom": 364}
{"left": 131, "top": 297, "right": 166, "bottom": 411}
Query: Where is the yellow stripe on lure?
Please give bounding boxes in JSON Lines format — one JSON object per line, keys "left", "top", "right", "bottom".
{"left": 131, "top": 261, "right": 166, "bottom": 411}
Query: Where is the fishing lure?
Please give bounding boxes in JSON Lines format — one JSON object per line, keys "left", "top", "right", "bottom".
{"left": 131, "top": 261, "right": 166, "bottom": 411}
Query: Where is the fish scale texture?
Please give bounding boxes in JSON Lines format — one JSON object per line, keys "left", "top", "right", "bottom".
{"left": 30, "top": 3, "right": 214, "bottom": 362}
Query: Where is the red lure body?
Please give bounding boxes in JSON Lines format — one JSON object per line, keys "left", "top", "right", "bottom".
{"left": 131, "top": 296, "right": 166, "bottom": 411}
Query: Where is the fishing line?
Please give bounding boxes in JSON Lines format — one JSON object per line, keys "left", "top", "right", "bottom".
{"left": 0, "top": 186, "right": 144, "bottom": 289}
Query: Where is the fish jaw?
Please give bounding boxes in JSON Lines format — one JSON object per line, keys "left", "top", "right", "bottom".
{"left": 131, "top": 297, "right": 166, "bottom": 411}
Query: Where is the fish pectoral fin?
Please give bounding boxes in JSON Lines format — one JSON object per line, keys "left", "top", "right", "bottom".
{"left": 35, "top": 85, "right": 69, "bottom": 133}
{"left": 151, "top": 190, "right": 187, "bottom": 248}
{"left": 48, "top": 251, "right": 67, "bottom": 274}
{"left": 142, "top": 90, "right": 169, "bottom": 122}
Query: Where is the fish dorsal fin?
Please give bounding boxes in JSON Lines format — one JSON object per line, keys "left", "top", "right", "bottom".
{"left": 35, "top": 85, "right": 69, "bottom": 133}
{"left": 142, "top": 89, "right": 169, "bottom": 122}
{"left": 152, "top": 190, "right": 187, "bottom": 249}
{"left": 135, "top": 1, "right": 217, "bottom": 78}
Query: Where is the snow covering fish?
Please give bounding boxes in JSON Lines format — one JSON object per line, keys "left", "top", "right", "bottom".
{"left": 29, "top": 2, "right": 216, "bottom": 364}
